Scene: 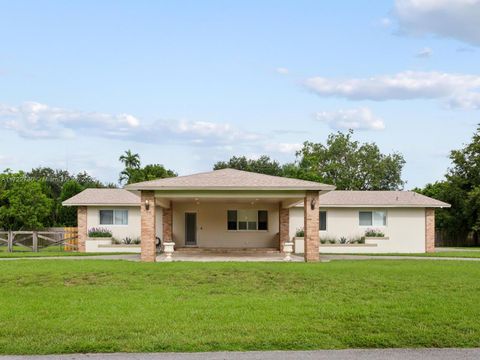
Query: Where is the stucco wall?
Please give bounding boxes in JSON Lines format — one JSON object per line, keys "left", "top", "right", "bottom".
{"left": 172, "top": 201, "right": 280, "bottom": 248}
{"left": 290, "top": 207, "right": 427, "bottom": 253}
{"left": 86, "top": 206, "right": 141, "bottom": 241}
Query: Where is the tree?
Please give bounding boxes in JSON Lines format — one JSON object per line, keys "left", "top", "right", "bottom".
{"left": 118, "top": 151, "right": 177, "bottom": 185}
{"left": 293, "top": 130, "right": 405, "bottom": 190}
{"left": 57, "top": 179, "right": 84, "bottom": 227}
{"left": 0, "top": 172, "right": 52, "bottom": 230}
{"left": 213, "top": 155, "right": 284, "bottom": 176}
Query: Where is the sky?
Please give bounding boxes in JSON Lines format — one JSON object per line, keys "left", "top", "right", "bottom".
{"left": 0, "top": 0, "right": 479, "bottom": 188}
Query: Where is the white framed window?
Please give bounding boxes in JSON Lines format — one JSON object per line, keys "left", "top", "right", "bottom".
{"left": 359, "top": 211, "right": 386, "bottom": 226}
{"left": 99, "top": 209, "right": 128, "bottom": 225}
{"left": 226, "top": 210, "right": 268, "bottom": 231}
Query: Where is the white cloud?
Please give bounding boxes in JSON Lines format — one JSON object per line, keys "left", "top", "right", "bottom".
{"left": 449, "top": 92, "right": 480, "bottom": 110}
{"left": 0, "top": 102, "right": 262, "bottom": 146}
{"left": 304, "top": 71, "right": 480, "bottom": 105}
{"left": 276, "top": 67, "right": 289, "bottom": 75}
{"left": 263, "top": 142, "right": 302, "bottom": 153}
{"left": 314, "top": 108, "right": 385, "bottom": 131}
{"left": 380, "top": 17, "right": 393, "bottom": 27}
{"left": 394, "top": 0, "right": 480, "bottom": 46}
{"left": 416, "top": 47, "right": 432, "bottom": 58}
{"left": 0, "top": 102, "right": 140, "bottom": 139}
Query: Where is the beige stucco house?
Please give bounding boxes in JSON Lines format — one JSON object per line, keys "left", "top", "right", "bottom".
{"left": 62, "top": 168, "right": 450, "bottom": 262}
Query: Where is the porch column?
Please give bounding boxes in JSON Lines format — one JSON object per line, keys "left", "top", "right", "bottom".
{"left": 425, "top": 208, "right": 435, "bottom": 253}
{"left": 162, "top": 203, "right": 173, "bottom": 243}
{"left": 304, "top": 191, "right": 320, "bottom": 262}
{"left": 279, "top": 206, "right": 290, "bottom": 252}
{"left": 140, "top": 190, "right": 156, "bottom": 262}
{"left": 77, "top": 206, "right": 87, "bottom": 253}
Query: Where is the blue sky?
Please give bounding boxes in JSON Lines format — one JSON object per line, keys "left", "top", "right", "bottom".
{"left": 1, "top": 0, "right": 479, "bottom": 188}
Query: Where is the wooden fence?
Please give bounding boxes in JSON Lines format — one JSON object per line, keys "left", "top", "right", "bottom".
{"left": 0, "top": 228, "right": 78, "bottom": 252}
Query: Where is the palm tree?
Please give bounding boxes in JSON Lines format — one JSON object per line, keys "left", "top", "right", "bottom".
{"left": 119, "top": 150, "right": 141, "bottom": 169}
{"left": 119, "top": 150, "right": 141, "bottom": 185}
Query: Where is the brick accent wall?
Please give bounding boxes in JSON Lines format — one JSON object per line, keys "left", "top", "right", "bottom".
{"left": 304, "top": 191, "right": 320, "bottom": 262}
{"left": 77, "top": 206, "right": 87, "bottom": 253}
{"left": 279, "top": 206, "right": 290, "bottom": 252}
{"left": 140, "top": 191, "right": 156, "bottom": 262}
{"left": 425, "top": 208, "right": 435, "bottom": 253}
{"left": 162, "top": 204, "right": 173, "bottom": 243}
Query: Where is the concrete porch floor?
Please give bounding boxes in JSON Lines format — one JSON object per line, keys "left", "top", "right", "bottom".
{"left": 156, "top": 250, "right": 304, "bottom": 262}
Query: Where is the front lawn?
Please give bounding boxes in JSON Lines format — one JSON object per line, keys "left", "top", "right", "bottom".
{"left": 0, "top": 246, "right": 133, "bottom": 258}
{"left": 0, "top": 260, "right": 479, "bottom": 354}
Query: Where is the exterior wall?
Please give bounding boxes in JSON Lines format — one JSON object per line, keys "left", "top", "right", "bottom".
{"left": 86, "top": 206, "right": 141, "bottom": 241}
{"left": 290, "top": 207, "right": 427, "bottom": 253}
{"left": 171, "top": 201, "right": 280, "bottom": 248}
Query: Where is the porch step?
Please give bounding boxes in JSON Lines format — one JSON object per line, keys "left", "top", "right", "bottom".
{"left": 175, "top": 247, "right": 280, "bottom": 254}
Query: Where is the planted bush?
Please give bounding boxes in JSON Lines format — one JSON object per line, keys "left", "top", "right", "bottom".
{"left": 88, "top": 227, "right": 112, "bottom": 238}
{"left": 295, "top": 228, "right": 304, "bottom": 237}
{"left": 365, "top": 228, "right": 385, "bottom": 237}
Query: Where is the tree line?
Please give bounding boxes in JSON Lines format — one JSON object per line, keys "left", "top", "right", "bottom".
{"left": 0, "top": 127, "right": 478, "bottom": 245}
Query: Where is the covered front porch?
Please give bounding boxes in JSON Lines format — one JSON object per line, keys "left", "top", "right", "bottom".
{"left": 125, "top": 168, "right": 335, "bottom": 262}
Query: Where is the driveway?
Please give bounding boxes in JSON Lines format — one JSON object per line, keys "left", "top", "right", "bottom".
{"left": 1, "top": 349, "right": 480, "bottom": 360}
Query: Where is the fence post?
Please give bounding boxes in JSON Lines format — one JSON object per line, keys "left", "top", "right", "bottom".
{"left": 7, "top": 231, "right": 13, "bottom": 252}
{"left": 32, "top": 231, "right": 38, "bottom": 252}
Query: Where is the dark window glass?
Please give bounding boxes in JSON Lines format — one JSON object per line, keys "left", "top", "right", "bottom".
{"left": 99, "top": 210, "right": 114, "bottom": 225}
{"left": 227, "top": 210, "right": 237, "bottom": 230}
{"left": 319, "top": 211, "right": 327, "bottom": 231}
{"left": 258, "top": 210, "right": 268, "bottom": 230}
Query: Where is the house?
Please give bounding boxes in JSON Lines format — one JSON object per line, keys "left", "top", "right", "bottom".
{"left": 62, "top": 168, "right": 450, "bottom": 262}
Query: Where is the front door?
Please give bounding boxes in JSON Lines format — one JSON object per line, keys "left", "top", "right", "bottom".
{"left": 185, "top": 212, "right": 197, "bottom": 246}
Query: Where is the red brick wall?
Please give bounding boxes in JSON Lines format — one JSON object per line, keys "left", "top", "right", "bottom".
{"left": 77, "top": 206, "right": 87, "bottom": 253}
{"left": 304, "top": 191, "right": 320, "bottom": 262}
{"left": 162, "top": 204, "right": 173, "bottom": 243}
{"left": 140, "top": 191, "right": 156, "bottom": 262}
{"left": 425, "top": 208, "right": 435, "bottom": 253}
{"left": 279, "top": 206, "right": 290, "bottom": 252}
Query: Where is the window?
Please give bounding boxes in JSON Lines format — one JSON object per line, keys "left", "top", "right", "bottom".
{"left": 359, "top": 211, "right": 386, "bottom": 226}
{"left": 99, "top": 210, "right": 128, "bottom": 225}
{"left": 319, "top": 211, "right": 327, "bottom": 231}
{"left": 227, "top": 210, "right": 268, "bottom": 231}
{"left": 227, "top": 210, "right": 237, "bottom": 230}
{"left": 258, "top": 210, "right": 268, "bottom": 230}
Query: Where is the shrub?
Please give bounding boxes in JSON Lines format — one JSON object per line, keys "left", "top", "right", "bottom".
{"left": 295, "top": 228, "right": 304, "bottom": 237}
{"left": 339, "top": 236, "right": 348, "bottom": 244}
{"left": 132, "top": 237, "right": 141, "bottom": 245}
{"left": 365, "top": 228, "right": 385, "bottom": 237}
{"left": 349, "top": 236, "right": 366, "bottom": 244}
{"left": 111, "top": 237, "right": 121, "bottom": 244}
{"left": 88, "top": 227, "right": 112, "bottom": 238}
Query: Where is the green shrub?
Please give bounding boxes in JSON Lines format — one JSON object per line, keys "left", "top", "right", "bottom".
{"left": 295, "top": 228, "right": 304, "bottom": 237}
{"left": 365, "top": 228, "right": 385, "bottom": 237}
{"left": 88, "top": 227, "right": 112, "bottom": 238}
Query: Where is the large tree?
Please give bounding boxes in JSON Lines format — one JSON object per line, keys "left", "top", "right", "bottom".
{"left": 213, "top": 130, "right": 406, "bottom": 190}
{"left": 118, "top": 151, "right": 176, "bottom": 185}
{"left": 213, "top": 155, "right": 283, "bottom": 176}
{"left": 0, "top": 172, "right": 52, "bottom": 230}
{"left": 293, "top": 130, "right": 405, "bottom": 190}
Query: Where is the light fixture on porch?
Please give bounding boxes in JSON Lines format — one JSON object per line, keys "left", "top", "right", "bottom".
{"left": 145, "top": 199, "right": 150, "bottom": 210}
{"left": 310, "top": 197, "right": 316, "bottom": 210}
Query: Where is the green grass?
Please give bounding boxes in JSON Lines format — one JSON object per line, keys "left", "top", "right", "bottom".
{"left": 0, "top": 246, "right": 132, "bottom": 258}
{"left": 0, "top": 260, "right": 479, "bottom": 354}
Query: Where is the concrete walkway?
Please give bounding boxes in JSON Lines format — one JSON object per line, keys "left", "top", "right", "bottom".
{"left": 320, "top": 254, "right": 480, "bottom": 262}
{"left": 2, "top": 349, "right": 480, "bottom": 360}
{"left": 156, "top": 252, "right": 303, "bottom": 262}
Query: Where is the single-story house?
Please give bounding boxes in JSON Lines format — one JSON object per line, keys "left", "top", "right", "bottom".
{"left": 62, "top": 168, "right": 450, "bottom": 262}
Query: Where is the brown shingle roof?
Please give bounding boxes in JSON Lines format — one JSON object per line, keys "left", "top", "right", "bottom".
{"left": 125, "top": 168, "right": 335, "bottom": 191}
{"left": 317, "top": 190, "right": 450, "bottom": 208}
{"left": 62, "top": 188, "right": 140, "bottom": 206}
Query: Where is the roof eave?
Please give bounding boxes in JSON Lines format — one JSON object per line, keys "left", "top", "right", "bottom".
{"left": 125, "top": 185, "right": 336, "bottom": 191}
{"left": 62, "top": 202, "right": 140, "bottom": 207}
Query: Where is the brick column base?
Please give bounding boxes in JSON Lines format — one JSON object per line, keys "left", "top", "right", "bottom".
{"left": 279, "top": 206, "right": 290, "bottom": 252}
{"left": 77, "top": 206, "right": 87, "bottom": 253}
{"left": 141, "top": 191, "right": 156, "bottom": 262}
{"left": 425, "top": 208, "right": 435, "bottom": 253}
{"left": 162, "top": 206, "right": 173, "bottom": 243}
{"left": 304, "top": 191, "right": 320, "bottom": 262}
